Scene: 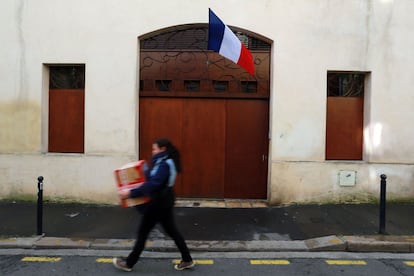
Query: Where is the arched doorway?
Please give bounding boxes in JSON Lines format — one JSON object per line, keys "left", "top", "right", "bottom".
{"left": 138, "top": 24, "right": 271, "bottom": 199}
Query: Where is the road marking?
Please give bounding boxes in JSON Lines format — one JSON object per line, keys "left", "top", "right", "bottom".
{"left": 250, "top": 260, "right": 290, "bottom": 265}
{"left": 96, "top": 258, "right": 113, "bottom": 263}
{"left": 172, "top": 259, "right": 214, "bottom": 265}
{"left": 404, "top": 261, "right": 414, "bottom": 267}
{"left": 21, "top": 257, "right": 61, "bottom": 262}
{"left": 326, "top": 260, "right": 367, "bottom": 265}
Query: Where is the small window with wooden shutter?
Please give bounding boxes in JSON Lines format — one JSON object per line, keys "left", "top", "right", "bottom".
{"left": 48, "top": 65, "right": 85, "bottom": 153}
{"left": 326, "top": 72, "right": 365, "bottom": 160}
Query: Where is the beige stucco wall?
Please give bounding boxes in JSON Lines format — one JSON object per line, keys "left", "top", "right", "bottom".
{"left": 0, "top": 154, "right": 134, "bottom": 204}
{"left": 269, "top": 162, "right": 414, "bottom": 205}
{"left": 1, "top": 0, "right": 413, "bottom": 204}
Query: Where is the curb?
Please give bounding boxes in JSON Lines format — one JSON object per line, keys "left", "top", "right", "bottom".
{"left": 1, "top": 235, "right": 414, "bottom": 253}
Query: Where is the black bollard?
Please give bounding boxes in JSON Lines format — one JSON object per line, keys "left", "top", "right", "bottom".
{"left": 37, "top": 176, "right": 44, "bottom": 236}
{"left": 379, "top": 174, "right": 387, "bottom": 234}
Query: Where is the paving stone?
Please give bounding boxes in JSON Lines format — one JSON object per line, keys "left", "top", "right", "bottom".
{"left": 343, "top": 236, "right": 411, "bottom": 253}
{"left": 90, "top": 238, "right": 135, "bottom": 250}
{"left": 34, "top": 237, "right": 91, "bottom": 249}
{"left": 0, "top": 236, "right": 41, "bottom": 249}
{"left": 305, "top": 235, "right": 347, "bottom": 251}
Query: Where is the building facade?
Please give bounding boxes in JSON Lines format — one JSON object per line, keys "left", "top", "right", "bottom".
{"left": 1, "top": 0, "right": 413, "bottom": 205}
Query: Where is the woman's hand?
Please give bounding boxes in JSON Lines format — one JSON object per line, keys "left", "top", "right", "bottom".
{"left": 118, "top": 189, "right": 131, "bottom": 199}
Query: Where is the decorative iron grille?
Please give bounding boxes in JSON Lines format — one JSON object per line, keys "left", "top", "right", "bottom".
{"left": 327, "top": 73, "right": 365, "bottom": 97}
{"left": 140, "top": 25, "right": 271, "bottom": 95}
{"left": 49, "top": 65, "right": 85, "bottom": 89}
{"left": 140, "top": 26, "right": 271, "bottom": 50}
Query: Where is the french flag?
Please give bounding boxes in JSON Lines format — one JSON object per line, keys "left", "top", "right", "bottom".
{"left": 208, "top": 8, "right": 255, "bottom": 75}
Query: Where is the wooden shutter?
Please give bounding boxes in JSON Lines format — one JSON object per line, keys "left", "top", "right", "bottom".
{"left": 326, "top": 97, "right": 363, "bottom": 160}
{"left": 48, "top": 89, "right": 85, "bottom": 153}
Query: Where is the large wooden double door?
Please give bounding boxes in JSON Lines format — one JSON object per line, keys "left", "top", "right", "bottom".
{"left": 138, "top": 25, "right": 271, "bottom": 199}
{"left": 139, "top": 97, "right": 269, "bottom": 199}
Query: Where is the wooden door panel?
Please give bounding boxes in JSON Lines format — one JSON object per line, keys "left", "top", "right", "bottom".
{"left": 49, "top": 89, "right": 84, "bottom": 153}
{"left": 181, "top": 99, "right": 226, "bottom": 198}
{"left": 225, "top": 100, "right": 269, "bottom": 199}
{"left": 326, "top": 97, "right": 363, "bottom": 160}
{"left": 139, "top": 97, "right": 268, "bottom": 199}
{"left": 139, "top": 98, "right": 184, "bottom": 188}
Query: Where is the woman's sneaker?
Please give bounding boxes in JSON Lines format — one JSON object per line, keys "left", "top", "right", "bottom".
{"left": 174, "top": 260, "right": 195, "bottom": 270}
{"left": 113, "top": 257, "right": 132, "bottom": 272}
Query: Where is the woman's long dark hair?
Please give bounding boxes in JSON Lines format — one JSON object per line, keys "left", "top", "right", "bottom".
{"left": 155, "top": 138, "right": 182, "bottom": 173}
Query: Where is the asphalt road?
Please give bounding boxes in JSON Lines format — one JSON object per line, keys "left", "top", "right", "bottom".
{"left": 1, "top": 250, "right": 414, "bottom": 276}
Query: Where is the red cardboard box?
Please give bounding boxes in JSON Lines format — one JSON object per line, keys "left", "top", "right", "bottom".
{"left": 114, "top": 160, "right": 150, "bottom": 208}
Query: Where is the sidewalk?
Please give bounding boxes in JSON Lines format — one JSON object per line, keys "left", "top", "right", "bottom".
{"left": 1, "top": 200, "right": 413, "bottom": 253}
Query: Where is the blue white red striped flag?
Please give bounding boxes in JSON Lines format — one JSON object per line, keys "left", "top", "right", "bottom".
{"left": 208, "top": 8, "right": 255, "bottom": 75}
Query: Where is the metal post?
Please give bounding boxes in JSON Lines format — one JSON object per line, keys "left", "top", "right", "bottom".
{"left": 37, "top": 176, "right": 44, "bottom": 236}
{"left": 379, "top": 174, "right": 387, "bottom": 234}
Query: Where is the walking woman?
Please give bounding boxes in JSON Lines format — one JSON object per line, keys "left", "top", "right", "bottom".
{"left": 113, "top": 138, "right": 194, "bottom": 272}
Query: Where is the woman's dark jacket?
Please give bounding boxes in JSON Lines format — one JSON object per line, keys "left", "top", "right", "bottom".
{"left": 129, "top": 151, "right": 177, "bottom": 212}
